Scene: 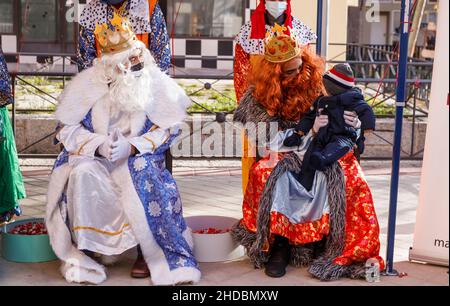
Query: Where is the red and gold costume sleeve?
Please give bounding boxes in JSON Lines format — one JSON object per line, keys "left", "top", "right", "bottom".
{"left": 234, "top": 44, "right": 256, "bottom": 193}
{"left": 234, "top": 44, "right": 251, "bottom": 104}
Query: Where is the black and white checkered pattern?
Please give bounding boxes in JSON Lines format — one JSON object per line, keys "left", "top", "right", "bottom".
{"left": 172, "top": 0, "right": 258, "bottom": 70}
{"left": 1, "top": 0, "right": 260, "bottom": 71}
{"left": 172, "top": 39, "right": 235, "bottom": 70}
{"left": 246, "top": 0, "right": 258, "bottom": 21}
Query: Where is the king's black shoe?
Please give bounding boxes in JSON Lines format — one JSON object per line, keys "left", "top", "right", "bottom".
{"left": 265, "top": 236, "right": 291, "bottom": 278}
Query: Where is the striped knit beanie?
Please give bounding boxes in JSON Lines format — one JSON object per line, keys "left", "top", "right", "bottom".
{"left": 323, "top": 63, "right": 355, "bottom": 95}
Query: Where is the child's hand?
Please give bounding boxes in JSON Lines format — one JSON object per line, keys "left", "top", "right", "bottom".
{"left": 344, "top": 111, "right": 361, "bottom": 129}
{"left": 313, "top": 111, "right": 329, "bottom": 134}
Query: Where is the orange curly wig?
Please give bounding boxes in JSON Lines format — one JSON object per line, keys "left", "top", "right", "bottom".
{"left": 249, "top": 47, "right": 326, "bottom": 121}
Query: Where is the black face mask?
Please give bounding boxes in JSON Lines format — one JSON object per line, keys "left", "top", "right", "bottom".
{"left": 131, "top": 62, "right": 144, "bottom": 72}
{"left": 104, "top": 0, "right": 126, "bottom": 5}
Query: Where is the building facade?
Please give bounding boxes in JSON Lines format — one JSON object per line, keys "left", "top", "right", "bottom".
{"left": 0, "top": 0, "right": 257, "bottom": 72}
{"left": 0, "top": 0, "right": 354, "bottom": 72}
{"left": 348, "top": 0, "right": 439, "bottom": 47}
{"left": 0, "top": 0, "right": 77, "bottom": 59}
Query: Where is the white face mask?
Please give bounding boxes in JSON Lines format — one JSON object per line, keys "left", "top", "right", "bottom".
{"left": 131, "top": 70, "right": 143, "bottom": 78}
{"left": 266, "top": 1, "right": 288, "bottom": 19}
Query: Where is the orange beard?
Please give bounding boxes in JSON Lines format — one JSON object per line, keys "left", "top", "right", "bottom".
{"left": 250, "top": 47, "right": 326, "bottom": 121}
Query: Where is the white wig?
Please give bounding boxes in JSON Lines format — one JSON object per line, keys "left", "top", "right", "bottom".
{"left": 93, "top": 41, "right": 155, "bottom": 116}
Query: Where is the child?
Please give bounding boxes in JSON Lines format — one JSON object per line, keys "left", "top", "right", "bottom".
{"left": 284, "top": 63, "right": 375, "bottom": 189}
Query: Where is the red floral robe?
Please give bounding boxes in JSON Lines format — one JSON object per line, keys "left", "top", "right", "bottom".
{"left": 241, "top": 151, "right": 385, "bottom": 269}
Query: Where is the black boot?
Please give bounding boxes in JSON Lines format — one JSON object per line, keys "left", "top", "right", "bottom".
{"left": 265, "top": 236, "right": 291, "bottom": 278}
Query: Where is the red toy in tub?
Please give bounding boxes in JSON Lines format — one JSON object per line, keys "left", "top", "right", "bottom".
{"left": 8, "top": 221, "right": 48, "bottom": 235}
{"left": 192, "top": 227, "right": 231, "bottom": 234}
{"left": 186, "top": 216, "right": 245, "bottom": 262}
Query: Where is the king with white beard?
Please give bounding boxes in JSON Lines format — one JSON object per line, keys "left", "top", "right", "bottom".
{"left": 46, "top": 14, "right": 200, "bottom": 285}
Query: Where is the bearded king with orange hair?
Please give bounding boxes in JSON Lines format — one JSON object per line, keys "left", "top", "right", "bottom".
{"left": 234, "top": 0, "right": 317, "bottom": 192}
{"left": 232, "top": 27, "right": 385, "bottom": 281}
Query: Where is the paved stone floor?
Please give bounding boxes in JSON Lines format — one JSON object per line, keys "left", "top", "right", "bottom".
{"left": 0, "top": 161, "right": 448, "bottom": 286}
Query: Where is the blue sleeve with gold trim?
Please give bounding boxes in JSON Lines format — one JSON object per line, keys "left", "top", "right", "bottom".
{"left": 150, "top": 4, "right": 171, "bottom": 73}
{"left": 0, "top": 48, "right": 13, "bottom": 107}
{"left": 77, "top": 26, "right": 98, "bottom": 72}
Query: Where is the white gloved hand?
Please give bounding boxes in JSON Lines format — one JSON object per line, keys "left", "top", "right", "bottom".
{"left": 111, "top": 130, "right": 132, "bottom": 163}
{"left": 344, "top": 111, "right": 362, "bottom": 129}
{"left": 97, "top": 140, "right": 112, "bottom": 159}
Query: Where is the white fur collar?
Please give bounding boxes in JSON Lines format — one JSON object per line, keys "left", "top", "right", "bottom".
{"left": 89, "top": 97, "right": 148, "bottom": 137}
{"left": 55, "top": 67, "right": 109, "bottom": 126}
{"left": 145, "top": 66, "right": 191, "bottom": 130}
{"left": 56, "top": 64, "right": 190, "bottom": 132}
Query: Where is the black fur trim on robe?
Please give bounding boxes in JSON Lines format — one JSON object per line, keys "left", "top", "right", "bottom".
{"left": 233, "top": 88, "right": 297, "bottom": 145}
{"left": 232, "top": 89, "right": 367, "bottom": 281}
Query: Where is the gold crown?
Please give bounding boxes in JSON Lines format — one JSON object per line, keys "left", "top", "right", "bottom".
{"left": 94, "top": 13, "right": 138, "bottom": 54}
{"left": 264, "top": 24, "right": 302, "bottom": 63}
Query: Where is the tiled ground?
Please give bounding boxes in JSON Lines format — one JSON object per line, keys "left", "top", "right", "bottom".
{"left": 0, "top": 162, "right": 448, "bottom": 286}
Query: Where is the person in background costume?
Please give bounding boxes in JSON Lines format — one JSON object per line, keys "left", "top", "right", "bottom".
{"left": 0, "top": 48, "right": 26, "bottom": 225}
{"left": 233, "top": 0, "right": 317, "bottom": 193}
{"left": 78, "top": 0, "right": 170, "bottom": 73}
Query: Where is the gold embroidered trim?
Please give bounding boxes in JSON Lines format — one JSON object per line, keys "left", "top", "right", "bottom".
{"left": 149, "top": 125, "right": 159, "bottom": 132}
{"left": 73, "top": 224, "right": 130, "bottom": 236}
{"left": 76, "top": 139, "right": 91, "bottom": 155}
{"left": 142, "top": 135, "right": 156, "bottom": 151}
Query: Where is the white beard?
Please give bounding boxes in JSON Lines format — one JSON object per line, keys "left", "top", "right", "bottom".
{"left": 56, "top": 40, "right": 189, "bottom": 131}
{"left": 108, "top": 67, "right": 152, "bottom": 118}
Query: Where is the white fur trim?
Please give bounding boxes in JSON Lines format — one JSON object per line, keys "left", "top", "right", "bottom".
{"left": 98, "top": 255, "right": 121, "bottom": 267}
{"left": 56, "top": 67, "right": 109, "bottom": 126}
{"left": 56, "top": 63, "right": 187, "bottom": 133}
{"left": 183, "top": 228, "right": 194, "bottom": 250}
{"left": 61, "top": 262, "right": 107, "bottom": 285}
{"left": 129, "top": 111, "right": 148, "bottom": 137}
{"left": 166, "top": 267, "right": 201, "bottom": 286}
{"left": 146, "top": 66, "right": 191, "bottom": 130}
{"left": 111, "top": 162, "right": 201, "bottom": 285}
{"left": 46, "top": 165, "right": 108, "bottom": 285}
{"left": 91, "top": 97, "right": 110, "bottom": 136}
